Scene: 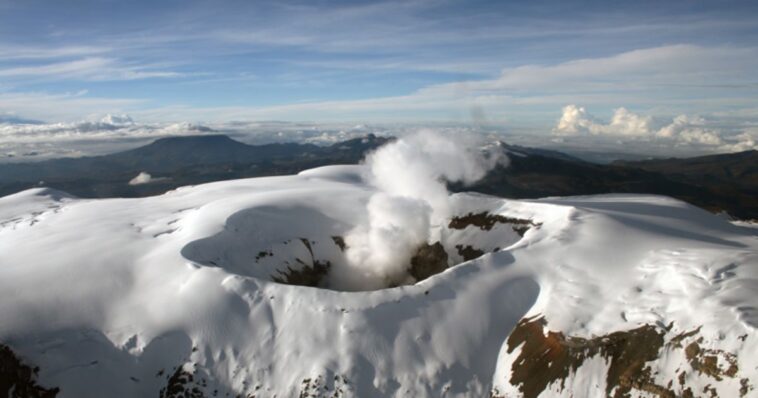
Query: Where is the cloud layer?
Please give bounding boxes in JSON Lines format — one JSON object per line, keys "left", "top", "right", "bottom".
{"left": 1, "top": 106, "right": 754, "bottom": 164}
{"left": 552, "top": 105, "right": 757, "bottom": 153}
{"left": 0, "top": 115, "right": 404, "bottom": 161}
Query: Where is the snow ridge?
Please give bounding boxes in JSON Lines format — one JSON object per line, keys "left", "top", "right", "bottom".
{"left": 0, "top": 166, "right": 756, "bottom": 397}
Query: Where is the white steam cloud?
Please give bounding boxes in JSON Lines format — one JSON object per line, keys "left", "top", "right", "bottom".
{"left": 129, "top": 172, "right": 153, "bottom": 185}
{"left": 331, "top": 130, "right": 504, "bottom": 291}
{"left": 128, "top": 171, "right": 169, "bottom": 185}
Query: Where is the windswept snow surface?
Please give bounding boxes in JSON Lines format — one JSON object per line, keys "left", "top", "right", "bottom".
{"left": 0, "top": 165, "right": 756, "bottom": 397}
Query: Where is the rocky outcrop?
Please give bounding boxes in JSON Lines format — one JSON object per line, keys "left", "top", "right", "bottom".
{"left": 0, "top": 344, "right": 59, "bottom": 398}
{"left": 493, "top": 316, "right": 754, "bottom": 398}
{"left": 448, "top": 212, "right": 538, "bottom": 236}
{"left": 409, "top": 242, "right": 449, "bottom": 281}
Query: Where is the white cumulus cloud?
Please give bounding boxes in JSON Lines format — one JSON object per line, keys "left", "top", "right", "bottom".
{"left": 553, "top": 105, "right": 757, "bottom": 153}
{"left": 554, "top": 105, "right": 593, "bottom": 136}
{"left": 655, "top": 115, "right": 723, "bottom": 145}
{"left": 553, "top": 106, "right": 652, "bottom": 136}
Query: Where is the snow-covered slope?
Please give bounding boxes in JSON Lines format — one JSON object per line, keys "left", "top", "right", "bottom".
{"left": 0, "top": 165, "right": 756, "bottom": 397}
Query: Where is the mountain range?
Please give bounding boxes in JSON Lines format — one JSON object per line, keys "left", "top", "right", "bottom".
{"left": 0, "top": 134, "right": 755, "bottom": 219}
{"left": 466, "top": 145, "right": 758, "bottom": 220}
{"left": 1, "top": 134, "right": 756, "bottom": 397}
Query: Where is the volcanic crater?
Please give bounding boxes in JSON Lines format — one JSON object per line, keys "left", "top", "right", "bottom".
{"left": 181, "top": 205, "right": 538, "bottom": 291}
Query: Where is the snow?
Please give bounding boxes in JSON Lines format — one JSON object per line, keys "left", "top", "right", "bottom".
{"left": 0, "top": 165, "right": 756, "bottom": 397}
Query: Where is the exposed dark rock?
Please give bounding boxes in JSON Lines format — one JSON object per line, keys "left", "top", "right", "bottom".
{"left": 504, "top": 316, "right": 671, "bottom": 398}
{"left": 254, "top": 250, "right": 272, "bottom": 261}
{"left": 0, "top": 344, "right": 59, "bottom": 398}
{"left": 511, "top": 224, "right": 531, "bottom": 237}
{"left": 741, "top": 379, "right": 752, "bottom": 396}
{"left": 297, "top": 374, "right": 352, "bottom": 398}
{"left": 685, "top": 338, "right": 739, "bottom": 381}
{"left": 159, "top": 365, "right": 205, "bottom": 398}
{"left": 455, "top": 244, "right": 485, "bottom": 261}
{"left": 499, "top": 316, "right": 753, "bottom": 398}
{"left": 409, "top": 242, "right": 448, "bottom": 281}
{"left": 670, "top": 326, "right": 701, "bottom": 347}
{"left": 448, "top": 212, "right": 538, "bottom": 236}
{"left": 299, "top": 238, "right": 313, "bottom": 256}
{"left": 331, "top": 236, "right": 346, "bottom": 252}
{"left": 270, "top": 238, "right": 332, "bottom": 287}
{"left": 272, "top": 260, "right": 331, "bottom": 288}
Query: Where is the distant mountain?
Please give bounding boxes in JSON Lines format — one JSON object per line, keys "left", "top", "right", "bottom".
{"left": 501, "top": 143, "right": 584, "bottom": 162}
{"left": 0, "top": 135, "right": 319, "bottom": 182}
{"left": 0, "top": 135, "right": 755, "bottom": 219}
{"left": 614, "top": 150, "right": 758, "bottom": 188}
{"left": 105, "top": 135, "right": 322, "bottom": 171}
{"left": 0, "top": 134, "right": 391, "bottom": 198}
{"left": 464, "top": 146, "right": 758, "bottom": 220}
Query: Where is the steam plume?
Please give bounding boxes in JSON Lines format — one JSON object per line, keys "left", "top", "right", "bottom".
{"left": 331, "top": 130, "right": 504, "bottom": 290}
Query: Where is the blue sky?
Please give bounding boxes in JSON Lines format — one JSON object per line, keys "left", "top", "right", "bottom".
{"left": 0, "top": 0, "right": 757, "bottom": 129}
